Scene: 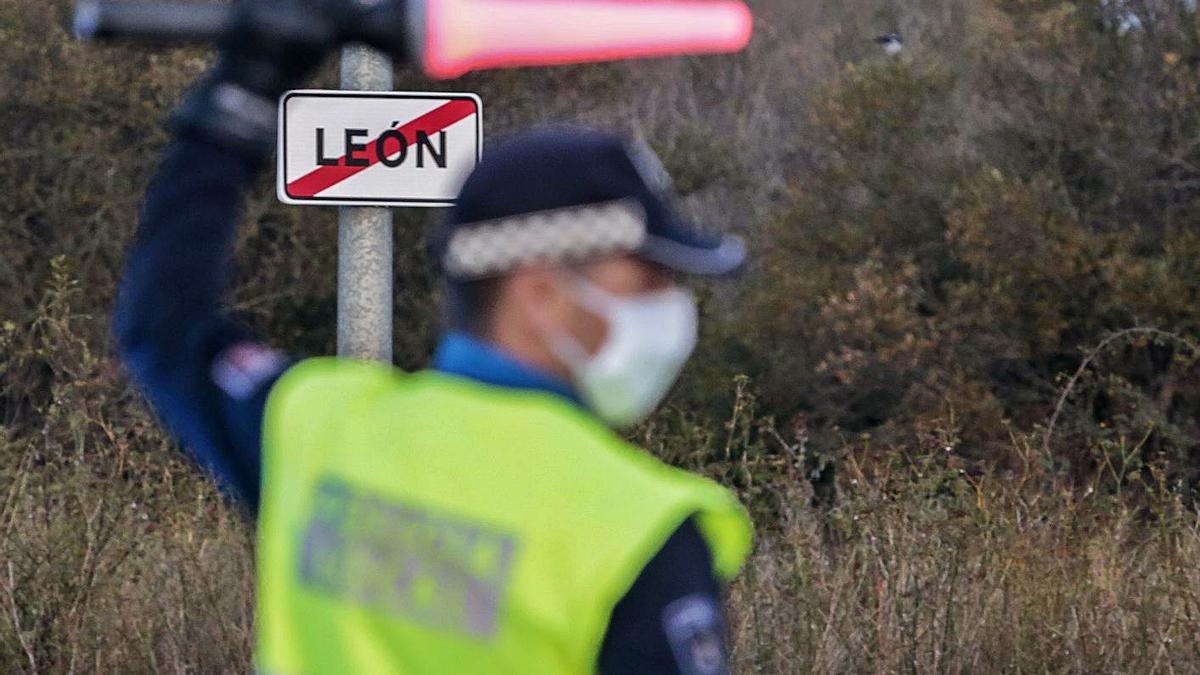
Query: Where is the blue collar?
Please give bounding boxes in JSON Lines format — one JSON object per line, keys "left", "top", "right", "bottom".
{"left": 432, "top": 332, "right": 580, "bottom": 406}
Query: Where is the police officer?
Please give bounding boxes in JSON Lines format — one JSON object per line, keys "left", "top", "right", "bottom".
{"left": 115, "top": 2, "right": 752, "bottom": 672}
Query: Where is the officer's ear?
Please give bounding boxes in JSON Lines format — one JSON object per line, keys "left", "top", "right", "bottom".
{"left": 504, "top": 264, "right": 572, "bottom": 336}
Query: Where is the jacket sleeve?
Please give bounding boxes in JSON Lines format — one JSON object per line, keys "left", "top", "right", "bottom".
{"left": 113, "top": 134, "right": 290, "bottom": 511}
{"left": 598, "top": 517, "right": 733, "bottom": 675}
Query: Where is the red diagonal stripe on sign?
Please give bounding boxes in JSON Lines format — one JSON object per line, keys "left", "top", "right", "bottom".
{"left": 286, "top": 99, "right": 477, "bottom": 198}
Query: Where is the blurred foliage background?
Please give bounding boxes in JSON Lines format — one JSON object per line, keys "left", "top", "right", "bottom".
{"left": 5, "top": 0, "right": 1200, "bottom": 672}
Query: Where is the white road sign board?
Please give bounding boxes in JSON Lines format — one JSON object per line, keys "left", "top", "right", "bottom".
{"left": 278, "top": 90, "right": 482, "bottom": 208}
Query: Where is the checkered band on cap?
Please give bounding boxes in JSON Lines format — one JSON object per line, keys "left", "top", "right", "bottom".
{"left": 443, "top": 199, "right": 649, "bottom": 279}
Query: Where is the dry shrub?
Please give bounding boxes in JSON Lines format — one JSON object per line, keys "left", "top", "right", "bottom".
{"left": 728, "top": 472, "right": 1200, "bottom": 674}
{"left": 650, "top": 379, "right": 1200, "bottom": 674}
{"left": 1, "top": 258, "right": 254, "bottom": 673}
{"left": 738, "top": 0, "right": 1200, "bottom": 489}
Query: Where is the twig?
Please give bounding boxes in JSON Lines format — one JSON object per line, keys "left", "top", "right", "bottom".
{"left": 1043, "top": 327, "right": 1200, "bottom": 456}
{"left": 5, "top": 560, "right": 37, "bottom": 673}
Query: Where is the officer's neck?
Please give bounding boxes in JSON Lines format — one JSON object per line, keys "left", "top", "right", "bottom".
{"left": 487, "top": 319, "right": 574, "bottom": 383}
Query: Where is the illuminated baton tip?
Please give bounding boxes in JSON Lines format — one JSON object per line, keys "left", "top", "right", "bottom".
{"left": 418, "top": 0, "right": 755, "bottom": 80}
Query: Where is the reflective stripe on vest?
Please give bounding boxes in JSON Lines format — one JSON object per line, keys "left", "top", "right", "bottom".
{"left": 256, "top": 358, "right": 752, "bottom": 675}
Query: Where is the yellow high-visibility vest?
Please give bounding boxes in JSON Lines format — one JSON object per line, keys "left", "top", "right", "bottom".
{"left": 255, "top": 358, "right": 752, "bottom": 674}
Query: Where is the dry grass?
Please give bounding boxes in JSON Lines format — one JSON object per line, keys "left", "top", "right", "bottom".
{"left": 638, "top": 375, "right": 1200, "bottom": 674}
{"left": 7, "top": 328, "right": 1200, "bottom": 672}
{"left": 727, "top": 454, "right": 1200, "bottom": 673}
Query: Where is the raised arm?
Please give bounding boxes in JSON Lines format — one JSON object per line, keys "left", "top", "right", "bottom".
{"left": 114, "top": 134, "right": 287, "bottom": 509}
{"left": 113, "top": 1, "right": 337, "bottom": 509}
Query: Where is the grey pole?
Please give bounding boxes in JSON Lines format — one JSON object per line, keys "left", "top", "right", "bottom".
{"left": 338, "top": 45, "right": 393, "bottom": 362}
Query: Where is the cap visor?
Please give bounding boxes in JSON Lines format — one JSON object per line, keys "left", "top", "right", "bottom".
{"left": 638, "top": 232, "right": 746, "bottom": 276}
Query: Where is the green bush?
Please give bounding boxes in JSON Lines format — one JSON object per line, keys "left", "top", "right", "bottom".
{"left": 734, "top": 0, "right": 1200, "bottom": 493}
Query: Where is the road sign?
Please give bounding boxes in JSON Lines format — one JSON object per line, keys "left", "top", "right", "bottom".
{"left": 278, "top": 90, "right": 483, "bottom": 208}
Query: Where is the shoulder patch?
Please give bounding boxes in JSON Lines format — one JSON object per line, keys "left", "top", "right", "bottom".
{"left": 662, "top": 593, "right": 731, "bottom": 675}
{"left": 211, "top": 342, "right": 288, "bottom": 400}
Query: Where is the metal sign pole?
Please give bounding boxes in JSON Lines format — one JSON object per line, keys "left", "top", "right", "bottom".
{"left": 338, "top": 45, "right": 393, "bottom": 362}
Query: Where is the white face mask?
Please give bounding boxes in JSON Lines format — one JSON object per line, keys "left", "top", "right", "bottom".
{"left": 546, "top": 276, "right": 699, "bottom": 427}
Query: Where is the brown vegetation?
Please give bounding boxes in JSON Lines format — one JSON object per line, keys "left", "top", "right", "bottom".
{"left": 4, "top": 0, "right": 1200, "bottom": 672}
